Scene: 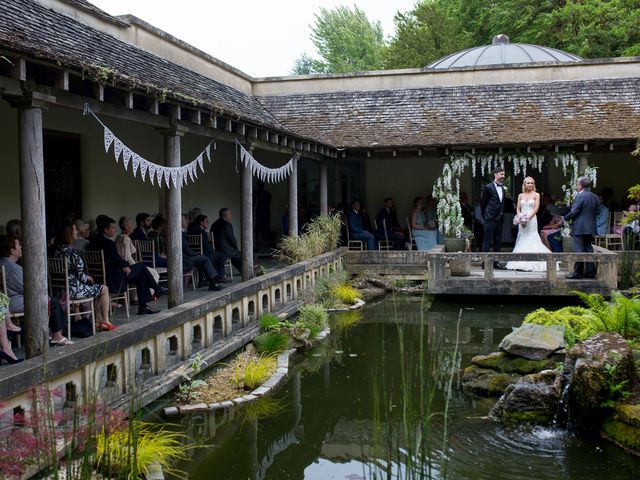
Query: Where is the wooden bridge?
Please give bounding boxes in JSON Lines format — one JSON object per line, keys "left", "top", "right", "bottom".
{"left": 344, "top": 246, "right": 618, "bottom": 297}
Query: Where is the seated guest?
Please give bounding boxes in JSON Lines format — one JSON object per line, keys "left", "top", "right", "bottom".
{"left": 116, "top": 217, "right": 160, "bottom": 286}
{"left": 0, "top": 235, "right": 72, "bottom": 345}
{"left": 348, "top": 200, "right": 376, "bottom": 251}
{"left": 375, "top": 197, "right": 405, "bottom": 250}
{"left": 460, "top": 192, "right": 473, "bottom": 230}
{"left": 88, "top": 216, "right": 165, "bottom": 315}
{"left": 72, "top": 219, "right": 91, "bottom": 251}
{"left": 596, "top": 194, "right": 610, "bottom": 236}
{"left": 55, "top": 223, "right": 117, "bottom": 331}
{"left": 540, "top": 215, "right": 564, "bottom": 252}
{"left": 148, "top": 215, "right": 165, "bottom": 242}
{"left": 411, "top": 197, "right": 438, "bottom": 251}
{"left": 623, "top": 205, "right": 640, "bottom": 250}
{"left": 5, "top": 219, "right": 22, "bottom": 242}
{"left": 188, "top": 214, "right": 229, "bottom": 283}
{"left": 537, "top": 193, "right": 554, "bottom": 232}
{"left": 131, "top": 213, "right": 152, "bottom": 242}
{"left": 182, "top": 215, "right": 223, "bottom": 291}
{"left": 0, "top": 292, "right": 23, "bottom": 363}
{"left": 211, "top": 208, "right": 242, "bottom": 274}
{"left": 360, "top": 204, "right": 374, "bottom": 233}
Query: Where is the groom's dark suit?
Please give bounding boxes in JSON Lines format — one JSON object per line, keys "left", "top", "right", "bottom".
{"left": 564, "top": 187, "right": 600, "bottom": 277}
{"left": 480, "top": 181, "right": 506, "bottom": 252}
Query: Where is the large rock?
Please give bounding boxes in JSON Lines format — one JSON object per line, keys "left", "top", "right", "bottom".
{"left": 499, "top": 324, "right": 566, "bottom": 360}
{"left": 600, "top": 396, "right": 640, "bottom": 456}
{"left": 567, "top": 332, "right": 636, "bottom": 412}
{"left": 490, "top": 370, "right": 562, "bottom": 424}
{"left": 462, "top": 365, "right": 521, "bottom": 397}
{"left": 472, "top": 351, "right": 559, "bottom": 375}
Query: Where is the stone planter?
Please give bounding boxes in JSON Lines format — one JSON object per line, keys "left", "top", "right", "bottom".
{"left": 442, "top": 236, "right": 470, "bottom": 277}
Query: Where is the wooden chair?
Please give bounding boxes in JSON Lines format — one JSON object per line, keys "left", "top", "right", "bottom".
{"left": 406, "top": 219, "right": 417, "bottom": 251}
{"left": 345, "top": 222, "right": 364, "bottom": 251}
{"left": 378, "top": 218, "right": 393, "bottom": 251}
{"left": 137, "top": 240, "right": 196, "bottom": 291}
{"left": 186, "top": 234, "right": 203, "bottom": 255}
{"left": 1, "top": 265, "right": 23, "bottom": 346}
{"left": 600, "top": 211, "right": 623, "bottom": 251}
{"left": 83, "top": 250, "right": 130, "bottom": 318}
{"left": 47, "top": 257, "right": 96, "bottom": 339}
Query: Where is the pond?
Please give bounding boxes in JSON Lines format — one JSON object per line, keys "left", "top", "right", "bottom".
{"left": 151, "top": 296, "right": 640, "bottom": 479}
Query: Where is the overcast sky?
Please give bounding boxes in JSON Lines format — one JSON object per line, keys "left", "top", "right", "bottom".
{"left": 88, "top": 0, "right": 418, "bottom": 77}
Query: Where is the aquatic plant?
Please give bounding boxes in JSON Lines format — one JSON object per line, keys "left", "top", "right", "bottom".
{"left": 333, "top": 284, "right": 359, "bottom": 305}
{"left": 234, "top": 355, "right": 277, "bottom": 390}
{"left": 259, "top": 312, "right": 281, "bottom": 331}
{"left": 312, "top": 269, "right": 352, "bottom": 307}
{"left": 298, "top": 303, "right": 329, "bottom": 330}
{"left": 96, "top": 422, "right": 191, "bottom": 479}
{"left": 253, "top": 330, "right": 292, "bottom": 354}
{"left": 176, "top": 353, "right": 207, "bottom": 403}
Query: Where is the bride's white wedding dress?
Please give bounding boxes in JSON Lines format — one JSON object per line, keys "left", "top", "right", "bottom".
{"left": 506, "top": 198, "right": 554, "bottom": 272}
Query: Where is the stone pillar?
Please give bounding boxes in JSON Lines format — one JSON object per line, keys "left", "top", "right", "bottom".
{"left": 12, "top": 96, "right": 50, "bottom": 357}
{"left": 241, "top": 145, "right": 254, "bottom": 281}
{"left": 288, "top": 156, "right": 299, "bottom": 236}
{"left": 163, "top": 129, "right": 185, "bottom": 308}
{"left": 319, "top": 160, "right": 328, "bottom": 215}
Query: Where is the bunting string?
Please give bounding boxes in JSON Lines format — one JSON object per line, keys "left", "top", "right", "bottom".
{"left": 236, "top": 140, "right": 299, "bottom": 183}
{"left": 83, "top": 103, "right": 215, "bottom": 189}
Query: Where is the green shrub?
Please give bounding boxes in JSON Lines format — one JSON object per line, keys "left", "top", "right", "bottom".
{"left": 259, "top": 312, "right": 281, "bottom": 331}
{"left": 275, "top": 213, "right": 342, "bottom": 263}
{"left": 313, "top": 270, "right": 353, "bottom": 307}
{"left": 253, "top": 331, "right": 291, "bottom": 354}
{"left": 299, "top": 303, "right": 329, "bottom": 330}
{"left": 236, "top": 355, "right": 277, "bottom": 390}
{"left": 523, "top": 306, "right": 593, "bottom": 346}
{"left": 333, "top": 284, "right": 359, "bottom": 305}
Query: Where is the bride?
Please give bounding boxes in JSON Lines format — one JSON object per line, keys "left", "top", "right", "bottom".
{"left": 506, "top": 177, "right": 554, "bottom": 272}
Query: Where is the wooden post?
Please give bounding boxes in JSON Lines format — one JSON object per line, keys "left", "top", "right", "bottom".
{"left": 320, "top": 160, "right": 328, "bottom": 215}
{"left": 288, "top": 156, "right": 299, "bottom": 237}
{"left": 241, "top": 144, "right": 254, "bottom": 281}
{"left": 162, "top": 128, "right": 185, "bottom": 308}
{"left": 11, "top": 95, "right": 50, "bottom": 357}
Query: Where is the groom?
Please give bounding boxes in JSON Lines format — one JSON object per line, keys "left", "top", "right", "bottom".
{"left": 564, "top": 176, "right": 600, "bottom": 279}
{"left": 481, "top": 166, "right": 506, "bottom": 267}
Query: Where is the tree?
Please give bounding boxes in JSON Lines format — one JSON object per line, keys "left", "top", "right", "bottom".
{"left": 386, "top": 0, "right": 472, "bottom": 69}
{"left": 298, "top": 6, "right": 387, "bottom": 74}
{"left": 291, "top": 53, "right": 316, "bottom": 75}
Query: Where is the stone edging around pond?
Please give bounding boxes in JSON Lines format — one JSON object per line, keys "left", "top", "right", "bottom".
{"left": 163, "top": 327, "right": 331, "bottom": 417}
{"left": 326, "top": 298, "right": 365, "bottom": 312}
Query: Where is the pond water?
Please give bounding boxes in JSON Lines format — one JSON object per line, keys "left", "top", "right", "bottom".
{"left": 152, "top": 296, "right": 640, "bottom": 479}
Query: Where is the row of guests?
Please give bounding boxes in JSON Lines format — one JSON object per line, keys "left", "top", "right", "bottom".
{"left": 347, "top": 196, "right": 440, "bottom": 251}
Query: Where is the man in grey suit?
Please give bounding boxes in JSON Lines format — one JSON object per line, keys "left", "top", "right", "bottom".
{"left": 563, "top": 176, "right": 600, "bottom": 279}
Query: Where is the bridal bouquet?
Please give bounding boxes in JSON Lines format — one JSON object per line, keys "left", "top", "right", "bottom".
{"left": 513, "top": 213, "right": 530, "bottom": 227}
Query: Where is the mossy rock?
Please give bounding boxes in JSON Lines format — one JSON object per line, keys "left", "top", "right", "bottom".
{"left": 614, "top": 404, "right": 640, "bottom": 428}
{"left": 462, "top": 365, "right": 521, "bottom": 397}
{"left": 601, "top": 418, "right": 640, "bottom": 454}
{"left": 472, "top": 351, "right": 559, "bottom": 375}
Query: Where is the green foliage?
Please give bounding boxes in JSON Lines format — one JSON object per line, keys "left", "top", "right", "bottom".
{"left": 259, "top": 312, "right": 281, "bottom": 331}
{"left": 275, "top": 213, "right": 342, "bottom": 264}
{"left": 253, "top": 330, "right": 291, "bottom": 354}
{"left": 299, "top": 303, "right": 329, "bottom": 330}
{"left": 96, "top": 422, "right": 190, "bottom": 479}
{"left": 524, "top": 293, "right": 640, "bottom": 345}
{"left": 333, "top": 284, "right": 359, "bottom": 305}
{"left": 312, "top": 269, "right": 351, "bottom": 307}
{"left": 176, "top": 353, "right": 207, "bottom": 403}
{"left": 600, "top": 362, "right": 631, "bottom": 408}
{"left": 235, "top": 355, "right": 277, "bottom": 390}
{"left": 300, "top": 6, "right": 387, "bottom": 74}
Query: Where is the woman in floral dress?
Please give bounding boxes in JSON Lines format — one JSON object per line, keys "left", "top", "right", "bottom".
{"left": 0, "top": 292, "right": 22, "bottom": 363}
{"left": 55, "top": 224, "right": 117, "bottom": 331}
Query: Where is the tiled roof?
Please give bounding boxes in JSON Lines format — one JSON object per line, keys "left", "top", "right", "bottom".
{"left": 257, "top": 78, "right": 640, "bottom": 148}
{"left": 0, "top": 0, "right": 287, "bottom": 131}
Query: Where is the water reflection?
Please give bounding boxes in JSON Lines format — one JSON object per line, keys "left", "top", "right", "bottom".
{"left": 165, "top": 297, "right": 640, "bottom": 479}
